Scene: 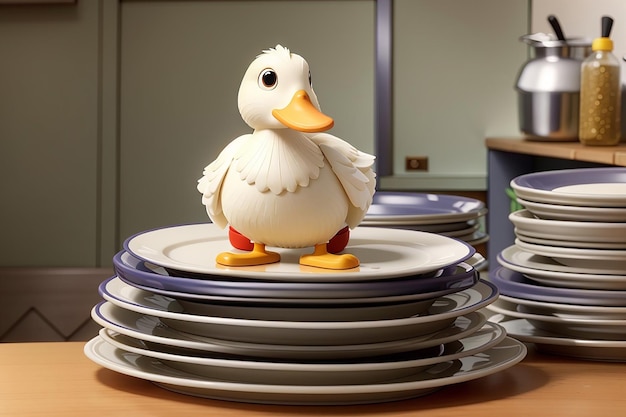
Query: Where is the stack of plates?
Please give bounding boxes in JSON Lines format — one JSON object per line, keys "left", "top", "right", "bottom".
{"left": 361, "top": 192, "right": 489, "bottom": 253}
{"left": 488, "top": 167, "right": 626, "bottom": 361}
{"left": 85, "top": 223, "right": 525, "bottom": 405}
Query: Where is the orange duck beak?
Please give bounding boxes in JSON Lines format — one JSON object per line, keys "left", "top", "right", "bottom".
{"left": 272, "top": 90, "right": 334, "bottom": 133}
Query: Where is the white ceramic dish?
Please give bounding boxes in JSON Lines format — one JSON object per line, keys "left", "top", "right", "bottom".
{"left": 497, "top": 245, "right": 626, "bottom": 287}
{"left": 363, "top": 192, "right": 486, "bottom": 225}
{"left": 98, "top": 322, "right": 506, "bottom": 386}
{"left": 114, "top": 251, "right": 479, "bottom": 302}
{"left": 124, "top": 224, "right": 475, "bottom": 282}
{"left": 511, "top": 167, "right": 626, "bottom": 207}
{"left": 517, "top": 197, "right": 626, "bottom": 222}
{"left": 118, "top": 275, "right": 474, "bottom": 306}
{"left": 489, "top": 317, "right": 626, "bottom": 362}
{"left": 360, "top": 209, "right": 486, "bottom": 226}
{"left": 102, "top": 276, "right": 436, "bottom": 321}
{"left": 91, "top": 302, "right": 488, "bottom": 360}
{"left": 486, "top": 298, "right": 626, "bottom": 340}
{"left": 509, "top": 209, "right": 626, "bottom": 243}
{"left": 99, "top": 279, "right": 498, "bottom": 345}
{"left": 498, "top": 294, "right": 626, "bottom": 319}
{"left": 458, "top": 231, "right": 489, "bottom": 246}
{"left": 363, "top": 222, "right": 480, "bottom": 238}
{"left": 83, "top": 336, "right": 526, "bottom": 405}
{"left": 488, "top": 265, "right": 626, "bottom": 306}
{"left": 515, "top": 232, "right": 626, "bottom": 250}
{"left": 380, "top": 219, "right": 477, "bottom": 233}
{"left": 515, "top": 238, "right": 626, "bottom": 270}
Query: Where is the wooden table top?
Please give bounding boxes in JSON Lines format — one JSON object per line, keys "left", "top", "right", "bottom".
{"left": 1, "top": 341, "right": 624, "bottom": 416}
{"left": 485, "top": 137, "right": 626, "bottom": 166}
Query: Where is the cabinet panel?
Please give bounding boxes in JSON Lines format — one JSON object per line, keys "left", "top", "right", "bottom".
{"left": 118, "top": 0, "right": 375, "bottom": 241}
{"left": 0, "top": 267, "right": 111, "bottom": 342}
{"left": 389, "top": 0, "right": 527, "bottom": 190}
{"left": 0, "top": 2, "right": 100, "bottom": 266}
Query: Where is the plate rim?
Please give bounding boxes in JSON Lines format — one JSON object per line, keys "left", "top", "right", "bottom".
{"left": 489, "top": 265, "right": 626, "bottom": 306}
{"left": 97, "top": 322, "right": 506, "bottom": 373}
{"left": 113, "top": 250, "right": 479, "bottom": 300}
{"left": 498, "top": 245, "right": 626, "bottom": 279}
{"left": 493, "top": 318, "right": 626, "bottom": 348}
{"left": 91, "top": 304, "right": 489, "bottom": 359}
{"left": 511, "top": 167, "right": 626, "bottom": 207}
{"left": 99, "top": 278, "right": 499, "bottom": 329}
{"left": 83, "top": 336, "right": 526, "bottom": 399}
{"left": 123, "top": 223, "right": 475, "bottom": 282}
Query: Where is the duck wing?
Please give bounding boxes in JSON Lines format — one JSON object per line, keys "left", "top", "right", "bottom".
{"left": 197, "top": 135, "right": 249, "bottom": 228}
{"left": 310, "top": 133, "right": 376, "bottom": 228}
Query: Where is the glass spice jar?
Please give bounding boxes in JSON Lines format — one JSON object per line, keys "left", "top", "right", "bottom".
{"left": 578, "top": 17, "right": 622, "bottom": 146}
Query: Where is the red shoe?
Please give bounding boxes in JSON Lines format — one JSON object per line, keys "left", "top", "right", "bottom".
{"left": 229, "top": 226, "right": 350, "bottom": 254}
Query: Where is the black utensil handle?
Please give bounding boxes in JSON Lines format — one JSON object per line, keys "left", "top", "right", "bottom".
{"left": 601, "top": 16, "right": 614, "bottom": 38}
{"left": 548, "top": 15, "right": 566, "bottom": 40}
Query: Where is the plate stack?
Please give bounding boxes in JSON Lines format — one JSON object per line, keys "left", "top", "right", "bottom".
{"left": 84, "top": 223, "right": 525, "bottom": 405}
{"left": 361, "top": 192, "right": 489, "bottom": 259}
{"left": 488, "top": 167, "right": 626, "bottom": 361}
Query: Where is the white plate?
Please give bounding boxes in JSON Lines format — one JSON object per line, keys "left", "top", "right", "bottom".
{"left": 117, "top": 275, "right": 473, "bottom": 306}
{"left": 515, "top": 232, "right": 626, "bottom": 250}
{"left": 511, "top": 167, "right": 626, "bottom": 207}
{"left": 362, "top": 222, "right": 480, "bottom": 238}
{"left": 515, "top": 238, "right": 626, "bottom": 270}
{"left": 99, "top": 279, "right": 498, "bottom": 345}
{"left": 517, "top": 197, "right": 626, "bottom": 222}
{"left": 102, "top": 276, "right": 437, "bottom": 321}
{"left": 83, "top": 336, "right": 526, "bottom": 405}
{"left": 91, "top": 302, "right": 488, "bottom": 360}
{"left": 489, "top": 317, "right": 626, "bottom": 362}
{"left": 498, "top": 245, "right": 626, "bottom": 286}
{"left": 509, "top": 209, "right": 626, "bottom": 243}
{"left": 124, "top": 224, "right": 474, "bottom": 282}
{"left": 486, "top": 298, "right": 626, "bottom": 340}
{"left": 363, "top": 192, "right": 486, "bottom": 225}
{"left": 360, "top": 209, "right": 486, "bottom": 226}
{"left": 114, "top": 251, "right": 479, "bottom": 302}
{"left": 498, "top": 294, "right": 626, "bottom": 319}
{"left": 98, "top": 322, "right": 506, "bottom": 386}
{"left": 385, "top": 219, "right": 478, "bottom": 233}
{"left": 457, "top": 231, "right": 489, "bottom": 245}
{"left": 489, "top": 265, "right": 626, "bottom": 306}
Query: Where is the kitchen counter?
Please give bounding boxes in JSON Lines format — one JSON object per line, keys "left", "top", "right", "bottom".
{"left": 1, "top": 341, "right": 624, "bottom": 416}
{"left": 485, "top": 137, "right": 626, "bottom": 166}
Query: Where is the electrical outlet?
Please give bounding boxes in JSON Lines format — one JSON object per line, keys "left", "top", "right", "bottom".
{"left": 405, "top": 156, "right": 429, "bottom": 171}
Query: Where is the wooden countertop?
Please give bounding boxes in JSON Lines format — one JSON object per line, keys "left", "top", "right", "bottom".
{"left": 486, "top": 137, "right": 626, "bottom": 166}
{"left": 1, "top": 341, "right": 624, "bottom": 416}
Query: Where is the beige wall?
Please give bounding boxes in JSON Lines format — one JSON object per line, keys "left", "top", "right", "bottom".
{"left": 0, "top": 1, "right": 101, "bottom": 266}
{"left": 531, "top": 0, "right": 626, "bottom": 73}
{"left": 384, "top": 0, "right": 527, "bottom": 190}
{"left": 117, "top": 1, "right": 375, "bottom": 242}
{"left": 1, "top": 0, "right": 531, "bottom": 267}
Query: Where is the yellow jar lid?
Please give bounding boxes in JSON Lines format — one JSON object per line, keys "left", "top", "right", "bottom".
{"left": 592, "top": 37, "right": 613, "bottom": 51}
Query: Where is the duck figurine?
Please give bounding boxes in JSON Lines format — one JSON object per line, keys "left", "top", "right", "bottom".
{"left": 197, "top": 45, "right": 376, "bottom": 270}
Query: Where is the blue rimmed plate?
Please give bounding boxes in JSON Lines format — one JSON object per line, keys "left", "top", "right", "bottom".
{"left": 489, "top": 266, "right": 626, "bottom": 306}
{"left": 113, "top": 251, "right": 478, "bottom": 302}
{"left": 511, "top": 167, "right": 626, "bottom": 207}
{"left": 362, "top": 192, "right": 486, "bottom": 225}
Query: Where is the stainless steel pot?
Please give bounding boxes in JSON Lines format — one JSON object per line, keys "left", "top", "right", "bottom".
{"left": 517, "top": 91, "right": 579, "bottom": 140}
{"left": 516, "top": 34, "right": 592, "bottom": 140}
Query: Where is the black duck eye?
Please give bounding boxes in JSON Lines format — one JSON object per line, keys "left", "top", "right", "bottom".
{"left": 308, "top": 71, "right": 312, "bottom": 87}
{"left": 258, "top": 69, "right": 277, "bottom": 90}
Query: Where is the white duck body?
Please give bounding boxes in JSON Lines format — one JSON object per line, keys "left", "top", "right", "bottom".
{"left": 197, "top": 45, "right": 376, "bottom": 268}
